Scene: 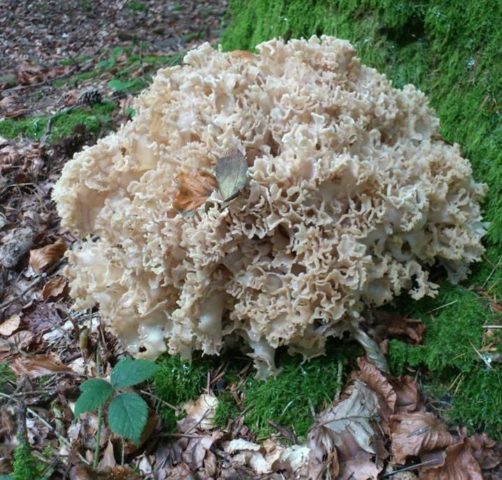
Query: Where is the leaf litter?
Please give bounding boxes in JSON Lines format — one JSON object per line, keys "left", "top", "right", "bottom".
{"left": 1, "top": 0, "right": 501, "bottom": 478}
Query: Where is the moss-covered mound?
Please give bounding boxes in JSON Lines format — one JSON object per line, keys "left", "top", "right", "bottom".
{"left": 222, "top": 0, "right": 502, "bottom": 438}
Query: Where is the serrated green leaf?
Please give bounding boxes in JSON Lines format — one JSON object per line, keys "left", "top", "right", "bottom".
{"left": 74, "top": 379, "right": 113, "bottom": 416}
{"left": 110, "top": 358, "right": 160, "bottom": 388}
{"left": 215, "top": 150, "right": 248, "bottom": 201}
{"left": 107, "top": 392, "right": 148, "bottom": 444}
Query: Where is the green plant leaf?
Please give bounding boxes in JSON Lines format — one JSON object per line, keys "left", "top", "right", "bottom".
{"left": 74, "top": 379, "right": 113, "bottom": 416}
{"left": 215, "top": 150, "right": 248, "bottom": 201}
{"left": 107, "top": 392, "right": 148, "bottom": 444}
{"left": 110, "top": 358, "right": 160, "bottom": 388}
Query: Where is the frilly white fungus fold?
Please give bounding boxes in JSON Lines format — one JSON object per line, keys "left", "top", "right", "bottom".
{"left": 53, "top": 36, "right": 487, "bottom": 377}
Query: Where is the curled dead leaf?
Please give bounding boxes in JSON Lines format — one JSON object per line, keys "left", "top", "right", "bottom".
{"left": 420, "top": 438, "right": 483, "bottom": 480}
{"left": 10, "top": 353, "right": 74, "bottom": 378}
{"left": 391, "top": 376, "right": 419, "bottom": 414}
{"left": 375, "top": 312, "right": 425, "bottom": 344}
{"left": 41, "top": 275, "right": 67, "bottom": 300}
{"left": 390, "top": 412, "right": 456, "bottom": 464}
{"left": 354, "top": 357, "right": 397, "bottom": 412}
{"left": 173, "top": 170, "right": 217, "bottom": 212}
{"left": 181, "top": 393, "right": 218, "bottom": 431}
{"left": 0, "top": 314, "right": 21, "bottom": 336}
{"left": 468, "top": 433, "right": 501, "bottom": 470}
{"left": 215, "top": 150, "right": 248, "bottom": 202}
{"left": 29, "top": 239, "right": 66, "bottom": 273}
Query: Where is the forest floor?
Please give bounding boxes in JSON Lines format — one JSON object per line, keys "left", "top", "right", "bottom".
{"left": 0, "top": 1, "right": 501, "bottom": 479}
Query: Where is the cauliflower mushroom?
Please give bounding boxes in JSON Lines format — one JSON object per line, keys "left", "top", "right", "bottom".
{"left": 53, "top": 36, "right": 487, "bottom": 377}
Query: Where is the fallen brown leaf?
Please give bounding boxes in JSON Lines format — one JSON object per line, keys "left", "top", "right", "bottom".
{"left": 375, "top": 312, "right": 425, "bottom": 344}
{"left": 97, "top": 440, "right": 117, "bottom": 470}
{"left": 29, "top": 238, "right": 66, "bottom": 273}
{"left": 468, "top": 433, "right": 501, "bottom": 470}
{"left": 354, "top": 357, "right": 396, "bottom": 415}
{"left": 391, "top": 376, "right": 420, "bottom": 413}
{"left": 0, "top": 314, "right": 21, "bottom": 336}
{"left": 420, "top": 438, "right": 483, "bottom": 480}
{"left": 173, "top": 170, "right": 217, "bottom": 211}
{"left": 10, "top": 353, "right": 74, "bottom": 378}
{"left": 308, "top": 380, "right": 383, "bottom": 479}
{"left": 390, "top": 412, "right": 456, "bottom": 464}
{"left": 41, "top": 276, "right": 67, "bottom": 300}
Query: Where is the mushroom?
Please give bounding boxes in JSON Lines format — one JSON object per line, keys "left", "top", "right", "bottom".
{"left": 53, "top": 36, "right": 487, "bottom": 377}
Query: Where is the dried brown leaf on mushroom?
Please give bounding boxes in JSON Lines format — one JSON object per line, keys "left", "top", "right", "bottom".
{"left": 419, "top": 437, "right": 483, "bottom": 480}
{"left": 390, "top": 412, "right": 456, "bottom": 465}
{"left": 214, "top": 149, "right": 248, "bottom": 202}
{"left": 10, "top": 353, "right": 74, "bottom": 378}
{"left": 29, "top": 238, "right": 66, "bottom": 273}
{"left": 172, "top": 170, "right": 217, "bottom": 212}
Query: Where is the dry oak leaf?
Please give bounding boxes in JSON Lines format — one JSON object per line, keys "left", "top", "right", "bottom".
{"left": 29, "top": 238, "right": 67, "bottom": 273}
{"left": 10, "top": 353, "right": 73, "bottom": 378}
{"left": 41, "top": 276, "right": 68, "bottom": 300}
{"left": 392, "top": 376, "right": 420, "bottom": 414}
{"left": 0, "top": 314, "right": 21, "bottom": 336}
{"left": 390, "top": 412, "right": 456, "bottom": 464}
{"left": 468, "top": 433, "right": 501, "bottom": 470}
{"left": 308, "top": 380, "right": 382, "bottom": 480}
{"left": 375, "top": 312, "right": 425, "bottom": 344}
{"left": 173, "top": 170, "right": 217, "bottom": 212}
{"left": 419, "top": 438, "right": 483, "bottom": 480}
{"left": 354, "top": 357, "right": 397, "bottom": 412}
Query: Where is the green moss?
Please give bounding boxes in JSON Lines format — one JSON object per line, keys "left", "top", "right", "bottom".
{"left": 0, "top": 103, "right": 116, "bottom": 143}
{"left": 243, "top": 352, "right": 344, "bottom": 440}
{"left": 214, "top": 392, "right": 240, "bottom": 428}
{"left": 387, "top": 283, "right": 502, "bottom": 437}
{"left": 127, "top": 1, "right": 147, "bottom": 12}
{"left": 152, "top": 355, "right": 210, "bottom": 427}
{"left": 0, "top": 363, "right": 15, "bottom": 392}
{"left": 12, "top": 441, "right": 38, "bottom": 480}
{"left": 223, "top": 0, "right": 502, "bottom": 438}
{"left": 152, "top": 345, "right": 355, "bottom": 438}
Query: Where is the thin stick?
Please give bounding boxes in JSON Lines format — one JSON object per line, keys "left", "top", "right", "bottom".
{"left": 483, "top": 325, "right": 502, "bottom": 329}
{"left": 427, "top": 299, "right": 458, "bottom": 313}
{"left": 24, "top": 403, "right": 90, "bottom": 465}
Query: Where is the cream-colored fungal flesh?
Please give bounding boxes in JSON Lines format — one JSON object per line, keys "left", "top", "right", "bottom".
{"left": 53, "top": 37, "right": 487, "bottom": 376}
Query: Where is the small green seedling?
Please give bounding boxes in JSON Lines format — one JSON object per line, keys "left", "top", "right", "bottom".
{"left": 75, "top": 358, "right": 159, "bottom": 446}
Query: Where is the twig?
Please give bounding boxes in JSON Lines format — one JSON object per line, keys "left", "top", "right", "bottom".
{"left": 27, "top": 406, "right": 90, "bottom": 465}
{"left": 483, "top": 325, "right": 502, "bottom": 329}
{"left": 383, "top": 458, "right": 441, "bottom": 477}
{"left": 0, "top": 392, "right": 90, "bottom": 465}
{"left": 427, "top": 299, "right": 458, "bottom": 313}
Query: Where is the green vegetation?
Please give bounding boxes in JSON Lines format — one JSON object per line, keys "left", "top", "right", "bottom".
{"left": 223, "top": 0, "right": 502, "bottom": 438}
{"left": 214, "top": 392, "right": 240, "bottom": 428}
{"left": 388, "top": 283, "right": 502, "bottom": 438}
{"left": 127, "top": 1, "right": 147, "bottom": 12}
{"left": 243, "top": 353, "right": 344, "bottom": 439}
{"left": 153, "top": 344, "right": 357, "bottom": 440}
{"left": 0, "top": 363, "right": 15, "bottom": 392}
{"left": 12, "top": 441, "right": 38, "bottom": 480}
{"left": 75, "top": 358, "right": 160, "bottom": 468}
{"left": 0, "top": 102, "right": 116, "bottom": 143}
